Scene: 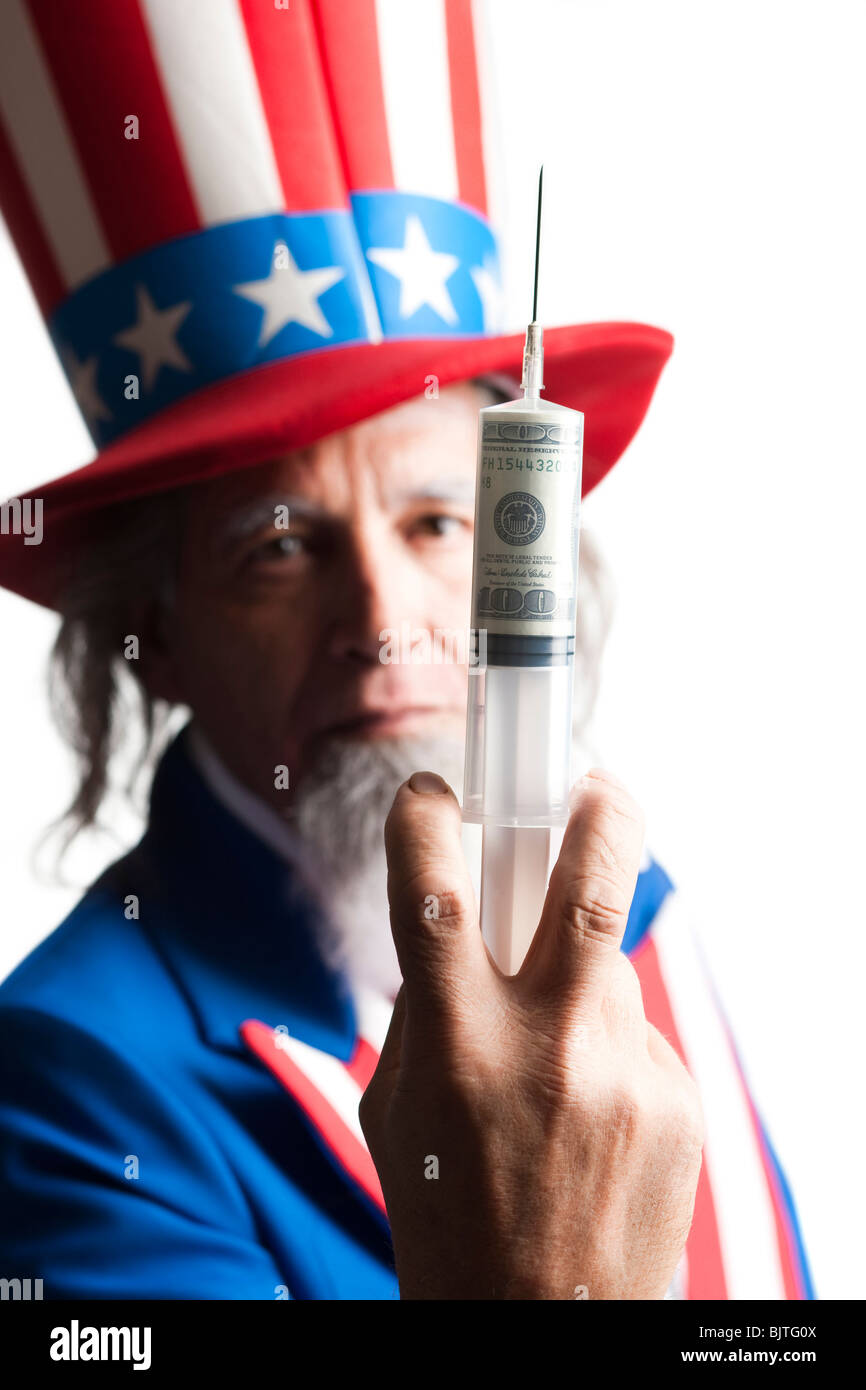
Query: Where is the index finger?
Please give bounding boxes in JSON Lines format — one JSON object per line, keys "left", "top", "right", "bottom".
{"left": 522, "top": 768, "right": 645, "bottom": 1013}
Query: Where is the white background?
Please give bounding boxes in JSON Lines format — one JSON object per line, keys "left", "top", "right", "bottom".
{"left": 1, "top": 0, "right": 863, "bottom": 1297}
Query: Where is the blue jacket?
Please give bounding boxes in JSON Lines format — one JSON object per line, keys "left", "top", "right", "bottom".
{"left": 0, "top": 729, "right": 812, "bottom": 1299}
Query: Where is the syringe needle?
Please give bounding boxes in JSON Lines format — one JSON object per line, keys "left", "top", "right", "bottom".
{"left": 523, "top": 165, "right": 546, "bottom": 398}
{"left": 532, "top": 165, "right": 544, "bottom": 323}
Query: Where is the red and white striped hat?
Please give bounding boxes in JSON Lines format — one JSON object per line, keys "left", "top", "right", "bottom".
{"left": 0, "top": 0, "right": 672, "bottom": 608}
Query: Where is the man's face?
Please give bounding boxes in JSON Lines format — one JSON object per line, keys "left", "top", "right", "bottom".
{"left": 155, "top": 380, "right": 483, "bottom": 808}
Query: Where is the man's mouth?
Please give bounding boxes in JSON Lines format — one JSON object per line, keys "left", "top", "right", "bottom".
{"left": 318, "top": 706, "right": 454, "bottom": 738}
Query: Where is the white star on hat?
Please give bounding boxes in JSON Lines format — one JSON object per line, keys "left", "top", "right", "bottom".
{"left": 61, "top": 348, "right": 112, "bottom": 427}
{"left": 234, "top": 242, "right": 345, "bottom": 346}
{"left": 367, "top": 215, "right": 460, "bottom": 325}
{"left": 113, "top": 285, "right": 193, "bottom": 393}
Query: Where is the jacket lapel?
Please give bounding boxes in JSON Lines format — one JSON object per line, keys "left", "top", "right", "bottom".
{"left": 240, "top": 985, "right": 393, "bottom": 1224}
{"left": 126, "top": 728, "right": 396, "bottom": 1230}
{"left": 239, "top": 986, "right": 392, "bottom": 1223}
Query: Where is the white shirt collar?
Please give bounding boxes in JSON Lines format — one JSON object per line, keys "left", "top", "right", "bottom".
{"left": 183, "top": 721, "right": 399, "bottom": 1033}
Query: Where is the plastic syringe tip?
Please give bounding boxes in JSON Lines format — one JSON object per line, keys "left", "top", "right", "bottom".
{"left": 521, "top": 320, "right": 544, "bottom": 396}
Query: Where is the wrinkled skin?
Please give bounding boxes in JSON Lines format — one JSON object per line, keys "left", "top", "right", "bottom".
{"left": 361, "top": 768, "right": 704, "bottom": 1300}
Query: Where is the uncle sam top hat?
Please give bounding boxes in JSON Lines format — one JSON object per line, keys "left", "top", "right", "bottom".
{"left": 0, "top": 0, "right": 672, "bottom": 609}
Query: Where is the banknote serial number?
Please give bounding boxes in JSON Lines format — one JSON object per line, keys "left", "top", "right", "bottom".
{"left": 481, "top": 456, "right": 577, "bottom": 475}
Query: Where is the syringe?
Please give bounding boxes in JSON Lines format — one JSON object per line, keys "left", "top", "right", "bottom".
{"left": 462, "top": 168, "right": 585, "bottom": 975}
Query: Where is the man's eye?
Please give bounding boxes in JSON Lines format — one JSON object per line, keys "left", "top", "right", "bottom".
{"left": 250, "top": 533, "right": 305, "bottom": 563}
{"left": 411, "top": 514, "right": 468, "bottom": 539}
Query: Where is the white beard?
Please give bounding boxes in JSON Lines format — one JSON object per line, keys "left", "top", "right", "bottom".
{"left": 286, "top": 734, "right": 466, "bottom": 1001}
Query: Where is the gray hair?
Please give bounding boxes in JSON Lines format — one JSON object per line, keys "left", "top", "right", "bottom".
{"left": 47, "top": 381, "right": 615, "bottom": 848}
{"left": 47, "top": 487, "right": 187, "bottom": 852}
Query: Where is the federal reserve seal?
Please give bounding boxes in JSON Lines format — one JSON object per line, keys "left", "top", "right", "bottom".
{"left": 492, "top": 491, "right": 546, "bottom": 546}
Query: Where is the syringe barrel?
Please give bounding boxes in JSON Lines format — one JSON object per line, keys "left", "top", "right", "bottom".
{"left": 462, "top": 392, "right": 584, "bottom": 829}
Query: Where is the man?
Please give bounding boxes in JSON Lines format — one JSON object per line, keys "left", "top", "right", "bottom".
{"left": 0, "top": 1, "right": 810, "bottom": 1298}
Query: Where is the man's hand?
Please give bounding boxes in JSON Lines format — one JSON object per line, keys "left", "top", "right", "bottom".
{"left": 359, "top": 767, "right": 704, "bottom": 1300}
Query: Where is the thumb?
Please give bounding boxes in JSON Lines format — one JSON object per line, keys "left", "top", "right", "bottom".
{"left": 383, "top": 771, "right": 486, "bottom": 1024}
{"left": 373, "top": 983, "right": 407, "bottom": 1086}
{"left": 358, "top": 985, "right": 406, "bottom": 1158}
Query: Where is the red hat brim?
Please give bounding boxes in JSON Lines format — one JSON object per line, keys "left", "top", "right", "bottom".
{"left": 0, "top": 319, "right": 672, "bottom": 610}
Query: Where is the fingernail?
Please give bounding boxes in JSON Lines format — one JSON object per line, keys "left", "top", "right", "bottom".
{"left": 408, "top": 771, "right": 450, "bottom": 795}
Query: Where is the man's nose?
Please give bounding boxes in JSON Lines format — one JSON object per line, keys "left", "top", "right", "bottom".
{"left": 325, "top": 528, "right": 406, "bottom": 664}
